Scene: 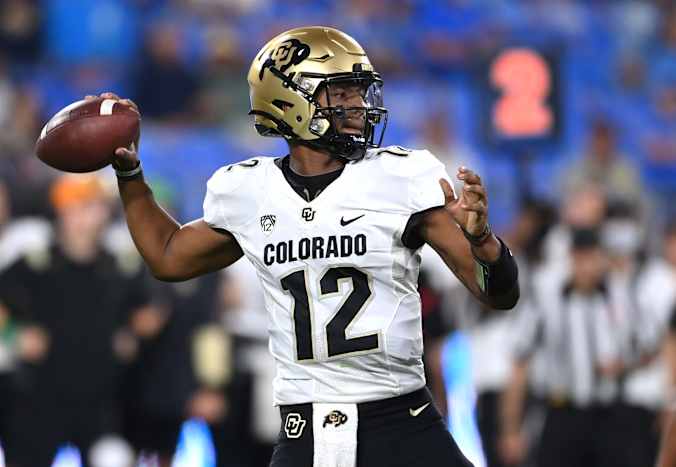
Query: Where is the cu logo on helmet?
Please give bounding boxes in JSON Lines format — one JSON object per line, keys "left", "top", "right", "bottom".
{"left": 284, "top": 413, "right": 306, "bottom": 439}
{"left": 259, "top": 39, "right": 311, "bottom": 80}
{"left": 323, "top": 410, "right": 348, "bottom": 428}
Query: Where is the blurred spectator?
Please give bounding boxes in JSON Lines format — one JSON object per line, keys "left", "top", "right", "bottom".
{"left": 504, "top": 197, "right": 557, "bottom": 292}
{"left": 195, "top": 22, "right": 249, "bottom": 126}
{"left": 601, "top": 202, "right": 663, "bottom": 467}
{"left": 0, "top": 179, "right": 50, "bottom": 271}
{"left": 561, "top": 118, "right": 644, "bottom": 207}
{"left": 221, "top": 258, "right": 278, "bottom": 467}
{"left": 542, "top": 183, "right": 607, "bottom": 279}
{"left": 457, "top": 295, "right": 513, "bottom": 467}
{"left": 637, "top": 220, "right": 676, "bottom": 350}
{"left": 500, "top": 228, "right": 621, "bottom": 467}
{"left": 0, "top": 84, "right": 54, "bottom": 218}
{"left": 121, "top": 273, "right": 229, "bottom": 467}
{"left": 0, "top": 178, "right": 50, "bottom": 455}
{"left": 629, "top": 219, "right": 676, "bottom": 465}
{"left": 0, "top": 174, "right": 151, "bottom": 467}
{"left": 0, "top": 0, "right": 43, "bottom": 64}
{"left": 132, "top": 21, "right": 200, "bottom": 121}
{"left": 0, "top": 57, "right": 14, "bottom": 131}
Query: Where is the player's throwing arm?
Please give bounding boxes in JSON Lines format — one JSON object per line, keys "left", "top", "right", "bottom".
{"left": 89, "top": 93, "right": 243, "bottom": 281}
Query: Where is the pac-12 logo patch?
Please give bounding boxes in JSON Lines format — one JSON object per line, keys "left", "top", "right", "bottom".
{"left": 284, "top": 413, "right": 306, "bottom": 439}
{"left": 260, "top": 214, "right": 276, "bottom": 235}
{"left": 322, "top": 410, "right": 348, "bottom": 428}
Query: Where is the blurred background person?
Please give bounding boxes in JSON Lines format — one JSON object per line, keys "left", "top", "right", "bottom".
{"left": 499, "top": 228, "right": 622, "bottom": 467}
{"left": 113, "top": 184, "right": 227, "bottom": 466}
{"left": 560, "top": 118, "right": 644, "bottom": 208}
{"left": 600, "top": 201, "right": 665, "bottom": 467}
{"left": 132, "top": 19, "right": 201, "bottom": 123}
{"left": 221, "top": 258, "right": 280, "bottom": 467}
{"left": 120, "top": 271, "right": 230, "bottom": 467}
{"left": 541, "top": 184, "right": 608, "bottom": 280}
{"left": 0, "top": 174, "right": 151, "bottom": 467}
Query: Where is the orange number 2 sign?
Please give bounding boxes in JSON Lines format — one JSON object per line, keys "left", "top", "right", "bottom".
{"left": 491, "top": 48, "right": 553, "bottom": 138}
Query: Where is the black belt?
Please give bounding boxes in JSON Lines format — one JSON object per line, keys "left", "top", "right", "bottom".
{"left": 280, "top": 387, "right": 434, "bottom": 429}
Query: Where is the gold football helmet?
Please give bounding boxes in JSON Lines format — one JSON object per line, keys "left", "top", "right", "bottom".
{"left": 247, "top": 26, "right": 388, "bottom": 160}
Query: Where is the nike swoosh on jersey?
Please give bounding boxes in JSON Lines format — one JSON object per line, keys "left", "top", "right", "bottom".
{"left": 340, "top": 214, "right": 365, "bottom": 226}
{"left": 409, "top": 402, "right": 430, "bottom": 417}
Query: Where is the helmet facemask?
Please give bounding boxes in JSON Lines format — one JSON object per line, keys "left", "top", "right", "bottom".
{"left": 255, "top": 64, "right": 388, "bottom": 161}
{"left": 305, "top": 72, "right": 388, "bottom": 161}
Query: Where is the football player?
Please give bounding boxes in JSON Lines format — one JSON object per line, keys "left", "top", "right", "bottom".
{"left": 100, "top": 26, "right": 519, "bottom": 467}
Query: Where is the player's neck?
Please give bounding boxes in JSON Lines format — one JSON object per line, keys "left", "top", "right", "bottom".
{"left": 288, "top": 144, "right": 345, "bottom": 176}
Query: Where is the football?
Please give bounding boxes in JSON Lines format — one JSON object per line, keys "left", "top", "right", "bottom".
{"left": 35, "top": 97, "right": 140, "bottom": 173}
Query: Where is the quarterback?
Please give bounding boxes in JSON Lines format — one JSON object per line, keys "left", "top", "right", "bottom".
{"left": 102, "top": 27, "right": 519, "bottom": 467}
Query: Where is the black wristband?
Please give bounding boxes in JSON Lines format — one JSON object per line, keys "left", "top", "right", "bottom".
{"left": 462, "top": 223, "right": 492, "bottom": 247}
{"left": 473, "top": 237, "right": 519, "bottom": 302}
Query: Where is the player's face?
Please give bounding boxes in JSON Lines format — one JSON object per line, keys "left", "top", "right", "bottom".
{"left": 318, "top": 81, "right": 367, "bottom": 136}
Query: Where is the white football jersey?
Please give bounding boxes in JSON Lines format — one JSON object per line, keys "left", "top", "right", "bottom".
{"left": 204, "top": 146, "right": 451, "bottom": 405}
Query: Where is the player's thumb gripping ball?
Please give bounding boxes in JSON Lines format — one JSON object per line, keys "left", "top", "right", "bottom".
{"left": 36, "top": 97, "right": 140, "bottom": 173}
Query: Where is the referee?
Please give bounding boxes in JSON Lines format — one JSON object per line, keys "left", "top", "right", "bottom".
{"left": 499, "top": 228, "right": 621, "bottom": 467}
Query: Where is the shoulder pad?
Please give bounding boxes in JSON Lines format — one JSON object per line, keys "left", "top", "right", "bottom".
{"left": 207, "top": 157, "right": 267, "bottom": 196}
{"left": 203, "top": 157, "right": 272, "bottom": 231}
{"left": 359, "top": 147, "right": 449, "bottom": 214}
{"left": 368, "top": 146, "right": 445, "bottom": 178}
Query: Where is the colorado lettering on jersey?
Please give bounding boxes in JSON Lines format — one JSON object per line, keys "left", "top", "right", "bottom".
{"left": 264, "top": 234, "right": 367, "bottom": 266}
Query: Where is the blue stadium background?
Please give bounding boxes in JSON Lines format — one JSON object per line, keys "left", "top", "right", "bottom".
{"left": 3, "top": 1, "right": 676, "bottom": 466}
{"left": 4, "top": 0, "right": 675, "bottom": 226}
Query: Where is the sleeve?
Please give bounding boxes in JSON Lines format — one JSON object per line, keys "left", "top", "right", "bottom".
{"left": 398, "top": 150, "right": 452, "bottom": 248}
{"left": 408, "top": 150, "right": 451, "bottom": 214}
{"left": 203, "top": 159, "right": 262, "bottom": 232}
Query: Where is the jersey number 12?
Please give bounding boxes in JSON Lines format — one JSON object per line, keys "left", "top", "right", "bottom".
{"left": 281, "top": 266, "right": 379, "bottom": 361}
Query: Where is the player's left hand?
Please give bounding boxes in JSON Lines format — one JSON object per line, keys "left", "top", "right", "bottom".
{"left": 439, "top": 167, "right": 488, "bottom": 236}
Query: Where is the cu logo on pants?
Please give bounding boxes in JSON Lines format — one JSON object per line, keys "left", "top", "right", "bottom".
{"left": 284, "top": 413, "right": 306, "bottom": 439}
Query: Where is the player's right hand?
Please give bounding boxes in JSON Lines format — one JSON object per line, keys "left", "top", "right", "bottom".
{"left": 85, "top": 92, "right": 140, "bottom": 171}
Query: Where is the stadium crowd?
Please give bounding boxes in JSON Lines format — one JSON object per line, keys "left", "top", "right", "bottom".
{"left": 1, "top": 0, "right": 676, "bottom": 466}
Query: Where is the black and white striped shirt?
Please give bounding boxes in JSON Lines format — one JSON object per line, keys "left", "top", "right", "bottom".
{"left": 514, "top": 272, "right": 621, "bottom": 407}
